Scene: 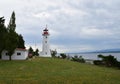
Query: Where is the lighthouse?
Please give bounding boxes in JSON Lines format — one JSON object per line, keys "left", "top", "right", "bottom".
{"left": 40, "top": 26, "right": 51, "bottom": 57}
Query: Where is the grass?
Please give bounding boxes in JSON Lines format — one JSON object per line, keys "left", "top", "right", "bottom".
{"left": 0, "top": 57, "right": 120, "bottom": 84}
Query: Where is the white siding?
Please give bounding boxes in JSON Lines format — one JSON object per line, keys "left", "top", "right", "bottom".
{"left": 2, "top": 50, "right": 28, "bottom": 60}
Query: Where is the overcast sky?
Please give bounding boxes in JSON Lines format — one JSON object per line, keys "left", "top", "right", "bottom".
{"left": 0, "top": 0, "right": 120, "bottom": 53}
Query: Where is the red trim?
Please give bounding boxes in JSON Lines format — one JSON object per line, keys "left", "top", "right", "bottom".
{"left": 43, "top": 31, "right": 49, "bottom": 35}
{"left": 16, "top": 48, "right": 27, "bottom": 51}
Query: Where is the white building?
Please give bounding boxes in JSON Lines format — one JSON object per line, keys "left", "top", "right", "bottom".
{"left": 1, "top": 48, "right": 28, "bottom": 60}
{"left": 40, "top": 27, "right": 51, "bottom": 57}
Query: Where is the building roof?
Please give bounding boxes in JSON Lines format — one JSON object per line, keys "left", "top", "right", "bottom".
{"left": 16, "top": 48, "right": 27, "bottom": 51}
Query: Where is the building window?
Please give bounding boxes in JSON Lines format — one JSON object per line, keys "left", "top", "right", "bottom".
{"left": 6, "top": 53, "right": 9, "bottom": 56}
{"left": 17, "top": 52, "right": 21, "bottom": 56}
{"left": 46, "top": 36, "right": 47, "bottom": 38}
{"left": 46, "top": 52, "right": 47, "bottom": 55}
{"left": 45, "top": 41, "right": 47, "bottom": 43}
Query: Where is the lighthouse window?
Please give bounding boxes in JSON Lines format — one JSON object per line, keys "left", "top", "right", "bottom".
{"left": 46, "top": 52, "right": 47, "bottom": 55}
{"left": 46, "top": 36, "right": 47, "bottom": 38}
{"left": 45, "top": 41, "right": 47, "bottom": 43}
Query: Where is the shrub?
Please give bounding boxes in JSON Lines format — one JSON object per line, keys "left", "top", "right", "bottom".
{"left": 95, "top": 54, "right": 120, "bottom": 69}
{"left": 60, "top": 53, "right": 67, "bottom": 59}
{"left": 51, "top": 50, "right": 57, "bottom": 58}
{"left": 93, "top": 60, "right": 103, "bottom": 65}
{"left": 72, "top": 56, "right": 85, "bottom": 63}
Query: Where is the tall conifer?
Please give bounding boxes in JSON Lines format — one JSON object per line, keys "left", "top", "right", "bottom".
{"left": 17, "top": 34, "right": 25, "bottom": 49}
{"left": 5, "top": 11, "right": 18, "bottom": 60}
{"left": 0, "top": 17, "right": 7, "bottom": 58}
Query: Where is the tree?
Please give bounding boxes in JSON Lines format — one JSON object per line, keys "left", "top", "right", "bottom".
{"left": 60, "top": 53, "right": 67, "bottom": 59}
{"left": 72, "top": 55, "right": 85, "bottom": 63}
{"left": 5, "top": 32, "right": 18, "bottom": 60}
{"left": 34, "top": 48, "right": 39, "bottom": 56}
{"left": 0, "top": 17, "right": 7, "bottom": 58}
{"left": 5, "top": 11, "right": 18, "bottom": 60}
{"left": 0, "top": 12, "right": 25, "bottom": 60}
{"left": 28, "top": 47, "right": 34, "bottom": 58}
{"left": 51, "top": 49, "right": 57, "bottom": 58}
{"left": 7, "top": 11, "right": 16, "bottom": 31}
{"left": 97, "top": 54, "right": 119, "bottom": 67}
{"left": 101, "top": 55, "right": 118, "bottom": 67}
{"left": 17, "top": 34, "right": 25, "bottom": 49}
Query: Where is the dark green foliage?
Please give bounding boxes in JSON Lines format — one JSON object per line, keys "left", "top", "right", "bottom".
{"left": 0, "top": 17, "right": 7, "bottom": 58}
{"left": 17, "top": 34, "right": 25, "bottom": 49}
{"left": 5, "top": 11, "right": 18, "bottom": 60}
{"left": 51, "top": 49, "right": 57, "bottom": 58}
{"left": 99, "top": 55, "right": 118, "bottom": 67}
{"left": 28, "top": 47, "right": 34, "bottom": 58}
{"left": 116, "top": 62, "right": 120, "bottom": 68}
{"left": 94, "top": 54, "right": 120, "bottom": 69}
{"left": 0, "top": 12, "right": 25, "bottom": 60}
{"left": 93, "top": 60, "right": 103, "bottom": 65}
{"left": 72, "top": 55, "right": 85, "bottom": 63}
{"left": 5, "top": 30, "right": 18, "bottom": 60}
{"left": 98, "top": 54, "right": 103, "bottom": 58}
{"left": 60, "top": 53, "right": 67, "bottom": 59}
{"left": 7, "top": 11, "right": 16, "bottom": 31}
{"left": 28, "top": 47, "right": 34, "bottom": 54}
{"left": 34, "top": 48, "right": 39, "bottom": 56}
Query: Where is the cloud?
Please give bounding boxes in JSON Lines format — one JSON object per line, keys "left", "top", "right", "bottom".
{"left": 80, "top": 27, "right": 113, "bottom": 38}
{"left": 33, "top": 12, "right": 51, "bottom": 19}
{"left": 1, "top": 0, "right": 120, "bottom": 53}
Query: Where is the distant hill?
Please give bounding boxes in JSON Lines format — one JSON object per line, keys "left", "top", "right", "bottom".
{"left": 91, "top": 48, "right": 120, "bottom": 53}
{"left": 68, "top": 48, "right": 120, "bottom": 54}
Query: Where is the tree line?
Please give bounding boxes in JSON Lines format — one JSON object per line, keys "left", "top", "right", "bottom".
{"left": 28, "top": 47, "right": 39, "bottom": 58}
{"left": 28, "top": 47, "right": 57, "bottom": 58}
{"left": 0, "top": 11, "right": 25, "bottom": 60}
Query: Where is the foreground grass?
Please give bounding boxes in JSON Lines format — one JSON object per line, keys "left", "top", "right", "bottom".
{"left": 0, "top": 57, "right": 120, "bottom": 84}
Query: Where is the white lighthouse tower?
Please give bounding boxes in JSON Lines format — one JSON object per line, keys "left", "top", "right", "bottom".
{"left": 40, "top": 26, "right": 51, "bottom": 57}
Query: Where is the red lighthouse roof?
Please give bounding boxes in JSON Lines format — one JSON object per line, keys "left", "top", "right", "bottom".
{"left": 43, "top": 28, "right": 49, "bottom": 35}
{"left": 42, "top": 25, "right": 50, "bottom": 35}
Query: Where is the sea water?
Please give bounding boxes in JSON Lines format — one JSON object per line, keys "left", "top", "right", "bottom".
{"left": 66, "top": 53, "right": 120, "bottom": 61}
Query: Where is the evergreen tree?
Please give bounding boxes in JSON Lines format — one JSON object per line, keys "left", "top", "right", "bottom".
{"left": 28, "top": 47, "right": 34, "bottom": 55}
{"left": 51, "top": 49, "right": 57, "bottom": 58}
{"left": 34, "top": 48, "right": 39, "bottom": 56}
{"left": 17, "top": 34, "right": 25, "bottom": 49}
{"left": 0, "top": 17, "right": 7, "bottom": 58}
{"left": 5, "top": 11, "right": 18, "bottom": 60}
{"left": 60, "top": 53, "right": 67, "bottom": 59}
{"left": 7, "top": 11, "right": 16, "bottom": 31}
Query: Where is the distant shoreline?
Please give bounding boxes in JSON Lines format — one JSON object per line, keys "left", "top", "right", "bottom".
{"left": 66, "top": 52, "right": 120, "bottom": 54}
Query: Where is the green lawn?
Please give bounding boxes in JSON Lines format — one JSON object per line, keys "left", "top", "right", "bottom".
{"left": 0, "top": 57, "right": 120, "bottom": 84}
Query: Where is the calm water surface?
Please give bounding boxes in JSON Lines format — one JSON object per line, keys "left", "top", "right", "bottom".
{"left": 67, "top": 53, "right": 120, "bottom": 61}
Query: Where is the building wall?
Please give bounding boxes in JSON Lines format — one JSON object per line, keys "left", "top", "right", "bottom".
{"left": 1, "top": 50, "right": 28, "bottom": 60}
